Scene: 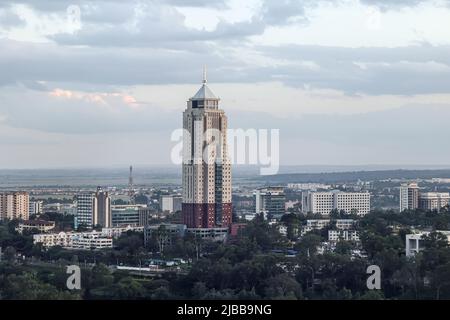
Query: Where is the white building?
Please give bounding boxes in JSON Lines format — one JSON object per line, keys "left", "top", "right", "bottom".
{"left": 406, "top": 230, "right": 450, "bottom": 257}
{"left": 33, "top": 231, "right": 113, "bottom": 250}
{"left": 302, "top": 191, "right": 370, "bottom": 216}
{"left": 160, "top": 195, "right": 182, "bottom": 213}
{"left": 303, "top": 219, "right": 355, "bottom": 234}
{"left": 29, "top": 201, "right": 43, "bottom": 216}
{"left": 304, "top": 219, "right": 331, "bottom": 233}
{"left": 287, "top": 183, "right": 331, "bottom": 191}
{"left": 16, "top": 220, "right": 55, "bottom": 234}
{"left": 419, "top": 192, "right": 450, "bottom": 212}
{"left": 336, "top": 219, "right": 356, "bottom": 230}
{"left": 328, "top": 230, "right": 360, "bottom": 242}
{"left": 33, "top": 232, "right": 73, "bottom": 248}
{"left": 101, "top": 225, "right": 144, "bottom": 238}
{"left": 71, "top": 232, "right": 113, "bottom": 250}
{"left": 400, "top": 183, "right": 419, "bottom": 211}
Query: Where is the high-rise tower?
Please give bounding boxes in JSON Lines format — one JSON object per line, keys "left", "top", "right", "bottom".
{"left": 182, "top": 70, "right": 232, "bottom": 228}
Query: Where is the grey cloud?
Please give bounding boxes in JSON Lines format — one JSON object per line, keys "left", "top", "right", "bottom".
{"left": 2, "top": 40, "right": 450, "bottom": 96}
{"left": 260, "top": 0, "right": 309, "bottom": 25}
{"left": 0, "top": 39, "right": 240, "bottom": 87}
{"left": 251, "top": 44, "right": 450, "bottom": 95}
{"left": 0, "top": 8, "right": 25, "bottom": 28}
{"left": 0, "top": 0, "right": 228, "bottom": 11}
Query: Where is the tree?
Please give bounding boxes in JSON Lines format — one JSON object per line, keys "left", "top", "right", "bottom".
{"left": 431, "top": 262, "right": 450, "bottom": 299}
{"left": 3, "top": 246, "right": 16, "bottom": 264}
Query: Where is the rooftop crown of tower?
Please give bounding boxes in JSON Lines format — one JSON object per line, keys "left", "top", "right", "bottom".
{"left": 190, "top": 67, "right": 220, "bottom": 105}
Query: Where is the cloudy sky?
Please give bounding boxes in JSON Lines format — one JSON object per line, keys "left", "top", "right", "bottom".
{"left": 1, "top": 0, "right": 450, "bottom": 169}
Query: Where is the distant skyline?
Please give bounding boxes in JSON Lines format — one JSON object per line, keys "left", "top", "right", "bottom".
{"left": 1, "top": 0, "right": 450, "bottom": 169}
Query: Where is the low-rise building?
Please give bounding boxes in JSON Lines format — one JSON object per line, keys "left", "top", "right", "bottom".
{"left": 186, "top": 227, "right": 229, "bottom": 242}
{"left": 328, "top": 229, "right": 360, "bottom": 242}
{"left": 304, "top": 219, "right": 331, "bottom": 233}
{"left": 303, "top": 219, "right": 355, "bottom": 234}
{"left": 33, "top": 230, "right": 113, "bottom": 250}
{"left": 144, "top": 223, "right": 187, "bottom": 246}
{"left": 33, "top": 232, "right": 73, "bottom": 248}
{"left": 406, "top": 230, "right": 450, "bottom": 257}
{"left": 16, "top": 220, "right": 55, "bottom": 234}
{"left": 71, "top": 232, "right": 113, "bottom": 250}
{"left": 101, "top": 226, "right": 144, "bottom": 238}
{"left": 335, "top": 219, "right": 356, "bottom": 230}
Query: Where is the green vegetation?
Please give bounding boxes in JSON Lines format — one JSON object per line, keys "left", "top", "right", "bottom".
{"left": 3, "top": 208, "right": 450, "bottom": 299}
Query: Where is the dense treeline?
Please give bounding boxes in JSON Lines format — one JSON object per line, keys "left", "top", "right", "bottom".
{"left": 2, "top": 209, "right": 450, "bottom": 299}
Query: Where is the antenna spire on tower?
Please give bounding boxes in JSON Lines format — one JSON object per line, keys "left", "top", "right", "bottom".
{"left": 203, "top": 65, "right": 207, "bottom": 84}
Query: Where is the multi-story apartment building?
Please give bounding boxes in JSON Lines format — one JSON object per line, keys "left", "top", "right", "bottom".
{"left": 0, "top": 192, "right": 29, "bottom": 221}
{"left": 302, "top": 191, "right": 370, "bottom": 216}
{"left": 400, "top": 182, "right": 420, "bottom": 211}
{"left": 182, "top": 73, "right": 232, "bottom": 228}
{"left": 255, "top": 187, "right": 286, "bottom": 218}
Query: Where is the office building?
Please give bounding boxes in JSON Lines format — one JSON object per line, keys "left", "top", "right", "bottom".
{"left": 0, "top": 192, "right": 29, "bottom": 221}
{"left": 138, "top": 207, "right": 153, "bottom": 226}
{"left": 400, "top": 183, "right": 420, "bottom": 211}
{"left": 182, "top": 72, "right": 232, "bottom": 228}
{"left": 418, "top": 192, "right": 450, "bottom": 212}
{"left": 75, "top": 193, "right": 95, "bottom": 229}
{"left": 111, "top": 204, "right": 145, "bottom": 227}
{"left": 160, "top": 195, "right": 182, "bottom": 213}
{"left": 302, "top": 191, "right": 370, "bottom": 216}
{"left": 29, "top": 200, "right": 43, "bottom": 216}
{"left": 255, "top": 187, "right": 286, "bottom": 218}
{"left": 93, "top": 187, "right": 112, "bottom": 228}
